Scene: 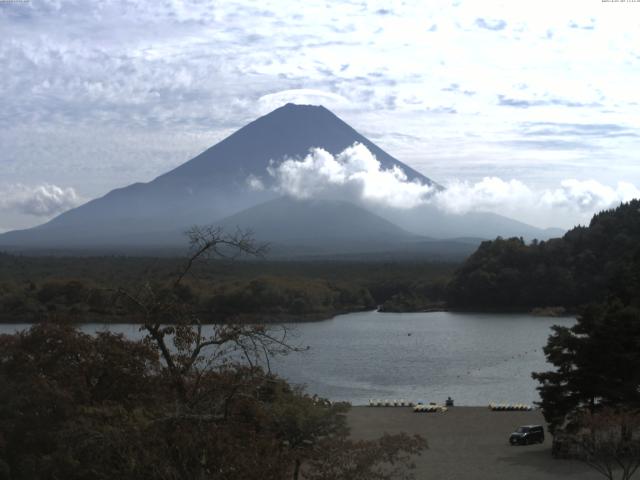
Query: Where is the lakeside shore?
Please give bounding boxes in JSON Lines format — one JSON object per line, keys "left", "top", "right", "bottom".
{"left": 0, "top": 309, "right": 365, "bottom": 325}
{"left": 348, "top": 406, "right": 600, "bottom": 480}
{"left": 0, "top": 305, "right": 576, "bottom": 325}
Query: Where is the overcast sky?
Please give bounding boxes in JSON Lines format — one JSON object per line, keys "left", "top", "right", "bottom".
{"left": 1, "top": 0, "right": 639, "bottom": 232}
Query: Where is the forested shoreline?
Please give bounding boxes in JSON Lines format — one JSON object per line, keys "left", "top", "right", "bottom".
{"left": 446, "top": 200, "right": 640, "bottom": 312}
{"left": 2, "top": 200, "right": 640, "bottom": 324}
{"left": 0, "top": 255, "right": 453, "bottom": 323}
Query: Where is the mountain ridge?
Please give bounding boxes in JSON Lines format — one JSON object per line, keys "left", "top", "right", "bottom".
{"left": 0, "top": 103, "right": 563, "bottom": 253}
{"left": 157, "top": 103, "right": 439, "bottom": 188}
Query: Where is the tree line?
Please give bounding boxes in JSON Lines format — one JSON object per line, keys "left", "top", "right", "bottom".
{"left": 503, "top": 202, "right": 640, "bottom": 479}
{"left": 447, "top": 200, "right": 640, "bottom": 311}
{"left": 0, "top": 254, "right": 454, "bottom": 323}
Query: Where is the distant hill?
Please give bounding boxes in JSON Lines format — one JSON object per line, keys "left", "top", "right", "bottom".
{"left": 446, "top": 200, "right": 640, "bottom": 310}
{"left": 373, "top": 204, "right": 564, "bottom": 241}
{"left": 218, "top": 196, "right": 414, "bottom": 248}
{"left": 0, "top": 103, "right": 562, "bottom": 254}
{"left": 214, "top": 197, "right": 480, "bottom": 259}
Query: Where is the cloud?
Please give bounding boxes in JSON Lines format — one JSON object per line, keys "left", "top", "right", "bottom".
{"left": 503, "top": 139, "right": 595, "bottom": 151}
{"left": 498, "top": 95, "right": 599, "bottom": 109}
{"left": 434, "top": 178, "right": 534, "bottom": 215}
{"left": 267, "top": 143, "right": 436, "bottom": 209}
{"left": 569, "top": 20, "right": 595, "bottom": 30}
{"left": 497, "top": 95, "right": 534, "bottom": 108}
{"left": 434, "top": 177, "right": 640, "bottom": 227}
{"left": 441, "top": 83, "right": 475, "bottom": 96}
{"left": 541, "top": 179, "right": 640, "bottom": 212}
{"left": 246, "top": 174, "right": 265, "bottom": 191}
{"left": 522, "top": 122, "right": 638, "bottom": 138}
{"left": 1, "top": 0, "right": 640, "bottom": 233}
{"left": 0, "top": 184, "right": 81, "bottom": 217}
{"left": 442, "top": 83, "right": 460, "bottom": 92}
{"left": 264, "top": 145, "right": 640, "bottom": 229}
{"left": 475, "top": 18, "right": 507, "bottom": 31}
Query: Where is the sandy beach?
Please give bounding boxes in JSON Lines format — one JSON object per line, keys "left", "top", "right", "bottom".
{"left": 348, "top": 406, "right": 601, "bottom": 480}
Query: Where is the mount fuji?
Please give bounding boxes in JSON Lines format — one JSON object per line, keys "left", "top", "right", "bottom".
{"left": 0, "top": 104, "right": 561, "bottom": 256}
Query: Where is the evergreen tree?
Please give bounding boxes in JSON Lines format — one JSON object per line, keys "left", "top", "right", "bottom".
{"left": 533, "top": 301, "right": 640, "bottom": 433}
{"left": 447, "top": 200, "right": 640, "bottom": 310}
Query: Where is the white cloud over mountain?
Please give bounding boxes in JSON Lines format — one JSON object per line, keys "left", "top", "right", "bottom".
{"left": 541, "top": 179, "right": 640, "bottom": 212}
{"left": 0, "top": 184, "right": 81, "bottom": 217}
{"left": 268, "top": 143, "right": 436, "bottom": 209}
{"left": 436, "top": 177, "right": 640, "bottom": 227}
{"left": 268, "top": 144, "right": 640, "bottom": 228}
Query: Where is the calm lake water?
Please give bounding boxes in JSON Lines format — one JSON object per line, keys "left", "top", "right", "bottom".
{"left": 1, "top": 311, "right": 574, "bottom": 406}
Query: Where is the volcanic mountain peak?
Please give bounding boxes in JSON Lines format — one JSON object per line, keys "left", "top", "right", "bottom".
{"left": 158, "top": 102, "right": 436, "bottom": 188}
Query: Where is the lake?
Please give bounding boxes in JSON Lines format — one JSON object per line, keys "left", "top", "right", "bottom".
{"left": 0, "top": 310, "right": 574, "bottom": 406}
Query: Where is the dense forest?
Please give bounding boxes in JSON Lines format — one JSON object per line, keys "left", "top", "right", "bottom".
{"left": 0, "top": 254, "right": 453, "bottom": 323}
{"left": 0, "top": 228, "right": 427, "bottom": 479}
{"left": 446, "top": 200, "right": 640, "bottom": 311}
{"left": 524, "top": 202, "right": 640, "bottom": 471}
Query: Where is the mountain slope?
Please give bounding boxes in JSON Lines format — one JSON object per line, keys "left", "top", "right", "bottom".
{"left": 0, "top": 104, "right": 438, "bottom": 248}
{"left": 0, "top": 103, "right": 563, "bottom": 252}
{"left": 158, "top": 103, "right": 435, "bottom": 187}
{"left": 373, "top": 204, "right": 563, "bottom": 241}
{"left": 219, "top": 197, "right": 412, "bottom": 242}
{"left": 216, "top": 197, "right": 484, "bottom": 259}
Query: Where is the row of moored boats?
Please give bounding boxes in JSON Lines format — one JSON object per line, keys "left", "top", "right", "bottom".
{"left": 488, "top": 403, "right": 533, "bottom": 411}
{"left": 369, "top": 399, "right": 415, "bottom": 407}
{"left": 368, "top": 399, "right": 533, "bottom": 411}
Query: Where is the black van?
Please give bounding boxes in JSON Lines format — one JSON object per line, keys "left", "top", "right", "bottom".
{"left": 509, "top": 425, "right": 544, "bottom": 445}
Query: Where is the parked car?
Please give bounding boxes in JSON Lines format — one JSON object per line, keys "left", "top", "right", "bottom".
{"left": 509, "top": 425, "right": 544, "bottom": 445}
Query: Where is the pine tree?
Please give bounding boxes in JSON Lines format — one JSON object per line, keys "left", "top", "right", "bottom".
{"left": 533, "top": 301, "right": 640, "bottom": 434}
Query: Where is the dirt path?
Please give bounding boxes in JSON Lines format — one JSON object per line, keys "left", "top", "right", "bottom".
{"left": 348, "top": 406, "right": 601, "bottom": 480}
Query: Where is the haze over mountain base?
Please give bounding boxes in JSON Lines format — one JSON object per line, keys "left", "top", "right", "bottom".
{"left": 0, "top": 104, "right": 563, "bottom": 257}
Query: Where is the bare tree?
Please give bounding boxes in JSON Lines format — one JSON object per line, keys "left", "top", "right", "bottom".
{"left": 576, "top": 408, "right": 640, "bottom": 480}
{"left": 111, "top": 226, "right": 427, "bottom": 479}
{"left": 116, "top": 226, "right": 296, "bottom": 410}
